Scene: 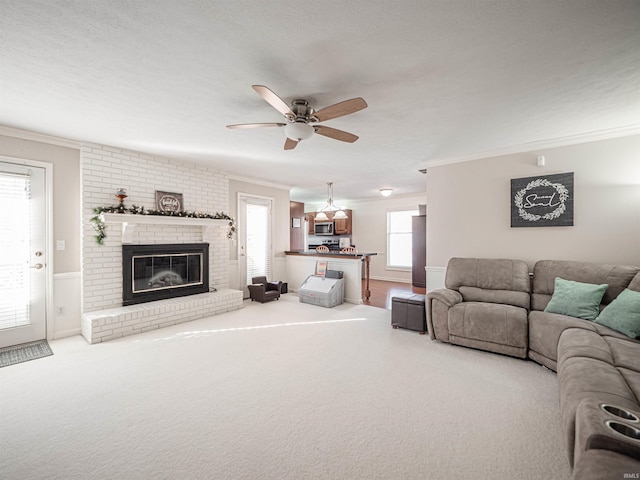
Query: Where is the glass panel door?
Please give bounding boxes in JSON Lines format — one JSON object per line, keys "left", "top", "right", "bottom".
{"left": 238, "top": 195, "right": 273, "bottom": 298}
{"left": 0, "top": 161, "right": 47, "bottom": 348}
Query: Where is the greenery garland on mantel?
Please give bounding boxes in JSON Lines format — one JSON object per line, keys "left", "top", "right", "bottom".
{"left": 90, "top": 205, "right": 236, "bottom": 245}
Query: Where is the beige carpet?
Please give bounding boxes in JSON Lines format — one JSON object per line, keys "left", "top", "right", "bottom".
{"left": 0, "top": 295, "right": 571, "bottom": 479}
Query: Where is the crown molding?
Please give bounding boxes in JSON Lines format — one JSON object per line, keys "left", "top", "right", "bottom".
{"left": 348, "top": 191, "right": 427, "bottom": 205}
{"left": 300, "top": 191, "right": 427, "bottom": 209}
{"left": 0, "top": 125, "right": 80, "bottom": 149}
{"left": 421, "top": 124, "right": 640, "bottom": 169}
{"left": 227, "top": 173, "right": 293, "bottom": 191}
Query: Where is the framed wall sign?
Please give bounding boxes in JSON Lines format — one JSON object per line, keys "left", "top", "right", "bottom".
{"left": 292, "top": 217, "right": 301, "bottom": 228}
{"left": 511, "top": 172, "right": 574, "bottom": 227}
{"left": 155, "top": 191, "right": 184, "bottom": 213}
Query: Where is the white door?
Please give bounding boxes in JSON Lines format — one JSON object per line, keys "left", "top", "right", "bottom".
{"left": 238, "top": 194, "right": 273, "bottom": 298}
{"left": 0, "top": 162, "right": 47, "bottom": 348}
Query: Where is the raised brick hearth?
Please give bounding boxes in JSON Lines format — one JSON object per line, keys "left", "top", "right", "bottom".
{"left": 82, "top": 289, "right": 243, "bottom": 344}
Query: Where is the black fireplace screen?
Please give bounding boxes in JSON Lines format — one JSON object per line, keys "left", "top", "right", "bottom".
{"left": 133, "top": 253, "right": 202, "bottom": 292}
{"left": 123, "top": 243, "right": 209, "bottom": 306}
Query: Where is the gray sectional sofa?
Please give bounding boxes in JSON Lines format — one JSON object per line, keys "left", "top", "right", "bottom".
{"left": 528, "top": 260, "right": 640, "bottom": 371}
{"left": 426, "top": 258, "right": 640, "bottom": 479}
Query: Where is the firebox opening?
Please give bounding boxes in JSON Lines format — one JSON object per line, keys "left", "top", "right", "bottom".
{"left": 123, "top": 243, "right": 209, "bottom": 306}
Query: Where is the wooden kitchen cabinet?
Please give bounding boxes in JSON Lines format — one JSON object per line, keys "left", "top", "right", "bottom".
{"left": 334, "top": 209, "right": 353, "bottom": 234}
{"left": 290, "top": 201, "right": 305, "bottom": 251}
{"left": 306, "top": 213, "right": 316, "bottom": 234}
{"left": 334, "top": 217, "right": 347, "bottom": 234}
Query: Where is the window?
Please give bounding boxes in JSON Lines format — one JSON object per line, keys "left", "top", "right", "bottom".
{"left": 387, "top": 210, "right": 419, "bottom": 269}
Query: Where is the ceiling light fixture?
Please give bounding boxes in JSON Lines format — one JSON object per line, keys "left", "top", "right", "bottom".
{"left": 379, "top": 188, "right": 393, "bottom": 197}
{"left": 284, "top": 122, "right": 314, "bottom": 141}
{"left": 317, "top": 182, "right": 348, "bottom": 219}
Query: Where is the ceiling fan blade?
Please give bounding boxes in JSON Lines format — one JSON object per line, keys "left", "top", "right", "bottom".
{"left": 312, "top": 97, "right": 367, "bottom": 122}
{"left": 314, "top": 125, "right": 359, "bottom": 143}
{"left": 252, "top": 85, "right": 294, "bottom": 117}
{"left": 226, "top": 123, "right": 286, "bottom": 129}
{"left": 284, "top": 137, "right": 298, "bottom": 150}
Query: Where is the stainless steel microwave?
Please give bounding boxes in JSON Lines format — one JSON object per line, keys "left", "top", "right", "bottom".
{"left": 314, "top": 221, "right": 334, "bottom": 235}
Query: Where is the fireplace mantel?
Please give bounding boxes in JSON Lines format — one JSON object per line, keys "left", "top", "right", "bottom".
{"left": 100, "top": 213, "right": 230, "bottom": 244}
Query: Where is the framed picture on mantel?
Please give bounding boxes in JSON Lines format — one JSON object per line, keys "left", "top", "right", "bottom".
{"left": 155, "top": 191, "right": 184, "bottom": 213}
{"left": 511, "top": 172, "right": 574, "bottom": 227}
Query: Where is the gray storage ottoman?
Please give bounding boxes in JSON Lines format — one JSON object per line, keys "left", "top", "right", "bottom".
{"left": 391, "top": 293, "right": 427, "bottom": 334}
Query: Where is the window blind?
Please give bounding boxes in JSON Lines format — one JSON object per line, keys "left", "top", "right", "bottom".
{"left": 246, "top": 202, "right": 272, "bottom": 282}
{"left": 387, "top": 210, "right": 419, "bottom": 268}
{"left": 0, "top": 171, "right": 31, "bottom": 329}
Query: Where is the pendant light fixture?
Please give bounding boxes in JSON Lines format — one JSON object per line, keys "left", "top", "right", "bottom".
{"left": 315, "top": 211, "right": 330, "bottom": 221}
{"left": 316, "top": 182, "right": 348, "bottom": 220}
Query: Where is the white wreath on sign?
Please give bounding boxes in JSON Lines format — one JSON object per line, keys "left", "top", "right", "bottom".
{"left": 514, "top": 178, "right": 569, "bottom": 222}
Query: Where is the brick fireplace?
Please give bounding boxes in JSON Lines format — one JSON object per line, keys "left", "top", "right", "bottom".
{"left": 80, "top": 142, "right": 243, "bottom": 344}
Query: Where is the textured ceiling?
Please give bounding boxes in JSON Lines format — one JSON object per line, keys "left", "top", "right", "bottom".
{"left": 1, "top": 0, "right": 639, "bottom": 204}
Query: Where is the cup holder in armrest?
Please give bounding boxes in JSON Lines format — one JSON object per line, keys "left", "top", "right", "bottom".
{"left": 606, "top": 421, "right": 640, "bottom": 441}
{"left": 601, "top": 404, "right": 640, "bottom": 423}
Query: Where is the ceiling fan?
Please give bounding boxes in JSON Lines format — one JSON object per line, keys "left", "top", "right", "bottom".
{"left": 226, "top": 85, "right": 367, "bottom": 150}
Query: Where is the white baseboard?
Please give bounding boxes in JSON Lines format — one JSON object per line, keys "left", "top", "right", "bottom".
{"left": 370, "top": 276, "right": 412, "bottom": 284}
{"left": 54, "top": 328, "right": 82, "bottom": 340}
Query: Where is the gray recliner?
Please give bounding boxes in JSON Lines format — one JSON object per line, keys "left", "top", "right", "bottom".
{"left": 426, "top": 257, "right": 531, "bottom": 358}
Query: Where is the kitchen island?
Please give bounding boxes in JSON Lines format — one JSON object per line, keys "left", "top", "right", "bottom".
{"left": 284, "top": 251, "right": 377, "bottom": 304}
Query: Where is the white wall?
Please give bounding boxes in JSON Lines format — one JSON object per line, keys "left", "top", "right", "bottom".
{"left": 350, "top": 193, "right": 427, "bottom": 283}
{"left": 426, "top": 134, "right": 640, "bottom": 291}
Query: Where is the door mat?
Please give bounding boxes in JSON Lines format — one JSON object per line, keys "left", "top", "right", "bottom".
{"left": 0, "top": 340, "right": 53, "bottom": 368}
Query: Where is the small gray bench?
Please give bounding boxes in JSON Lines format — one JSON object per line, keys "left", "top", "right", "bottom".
{"left": 391, "top": 293, "right": 427, "bottom": 334}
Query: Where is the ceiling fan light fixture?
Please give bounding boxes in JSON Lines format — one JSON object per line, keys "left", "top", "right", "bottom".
{"left": 284, "top": 122, "right": 314, "bottom": 141}
{"left": 379, "top": 188, "right": 393, "bottom": 197}
{"left": 229, "top": 86, "right": 367, "bottom": 151}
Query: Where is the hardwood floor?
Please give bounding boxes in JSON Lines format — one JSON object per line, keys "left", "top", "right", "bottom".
{"left": 362, "top": 279, "right": 426, "bottom": 310}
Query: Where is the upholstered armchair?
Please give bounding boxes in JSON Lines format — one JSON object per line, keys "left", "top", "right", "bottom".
{"left": 426, "top": 258, "right": 531, "bottom": 358}
{"left": 248, "top": 276, "right": 282, "bottom": 303}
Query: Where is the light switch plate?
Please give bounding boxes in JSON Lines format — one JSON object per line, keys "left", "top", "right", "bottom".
{"left": 56, "top": 240, "right": 65, "bottom": 251}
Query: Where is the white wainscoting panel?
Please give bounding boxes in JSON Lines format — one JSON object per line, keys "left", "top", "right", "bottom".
{"left": 53, "top": 272, "right": 81, "bottom": 339}
{"left": 426, "top": 266, "right": 447, "bottom": 292}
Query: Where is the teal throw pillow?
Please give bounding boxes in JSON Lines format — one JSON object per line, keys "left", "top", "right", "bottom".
{"left": 595, "top": 289, "right": 640, "bottom": 338}
{"left": 544, "top": 277, "right": 608, "bottom": 321}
